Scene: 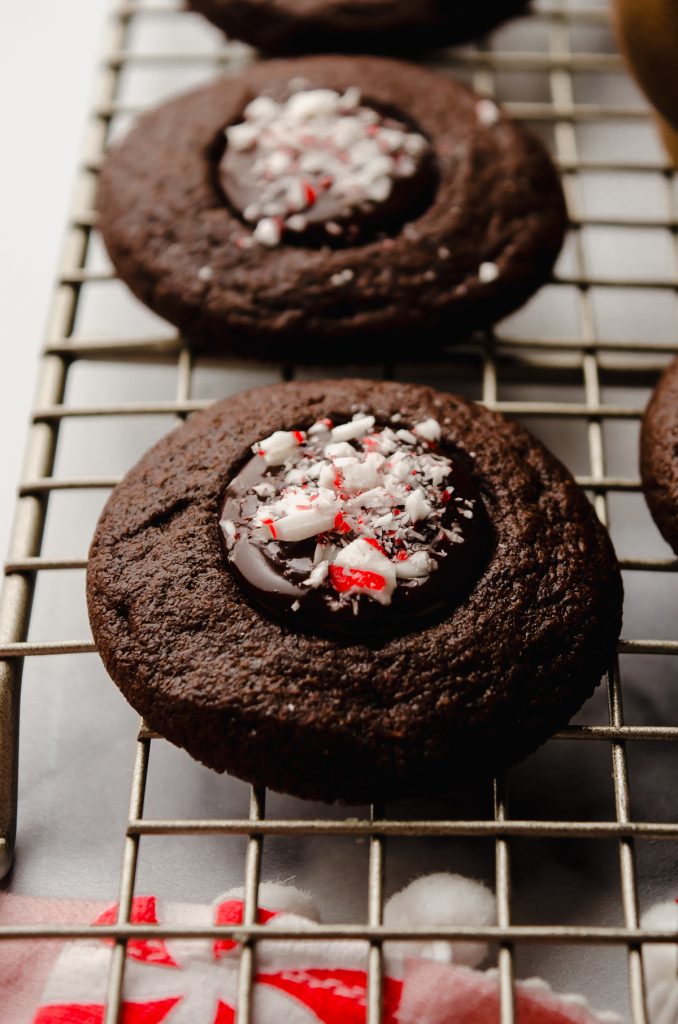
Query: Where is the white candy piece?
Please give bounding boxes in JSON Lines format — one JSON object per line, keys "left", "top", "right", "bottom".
{"left": 220, "top": 518, "right": 236, "bottom": 549}
{"left": 418, "top": 456, "right": 449, "bottom": 485}
{"left": 308, "top": 420, "right": 332, "bottom": 437}
{"left": 267, "top": 487, "right": 310, "bottom": 516}
{"left": 395, "top": 428, "right": 417, "bottom": 444}
{"left": 253, "top": 217, "right": 282, "bottom": 247}
{"left": 388, "top": 455, "right": 413, "bottom": 483}
{"left": 414, "top": 418, "right": 442, "bottom": 443}
{"left": 332, "top": 538, "right": 396, "bottom": 605}
{"left": 340, "top": 452, "right": 383, "bottom": 492}
{"left": 253, "top": 481, "right": 276, "bottom": 499}
{"left": 330, "top": 415, "right": 375, "bottom": 443}
{"left": 479, "top": 261, "right": 499, "bottom": 283}
{"left": 325, "top": 440, "right": 357, "bottom": 459}
{"left": 286, "top": 214, "right": 307, "bottom": 232}
{"left": 283, "top": 469, "right": 307, "bottom": 487}
{"left": 404, "top": 133, "right": 428, "bottom": 156}
{"left": 265, "top": 150, "right": 292, "bottom": 176}
{"left": 397, "top": 155, "right": 417, "bottom": 177}
{"left": 368, "top": 154, "right": 394, "bottom": 178}
{"left": 299, "top": 150, "right": 327, "bottom": 173}
{"left": 255, "top": 429, "right": 302, "bottom": 466}
{"left": 405, "top": 488, "right": 431, "bottom": 523}
{"left": 225, "top": 121, "right": 259, "bottom": 151}
{"left": 286, "top": 177, "right": 308, "bottom": 212}
{"left": 369, "top": 512, "right": 393, "bottom": 529}
{"left": 313, "top": 540, "right": 337, "bottom": 564}
{"left": 395, "top": 550, "right": 433, "bottom": 579}
{"left": 338, "top": 85, "right": 361, "bottom": 111}
{"left": 272, "top": 504, "right": 337, "bottom": 542}
{"left": 379, "top": 127, "right": 407, "bottom": 152}
{"left": 367, "top": 176, "right": 392, "bottom": 203}
{"left": 347, "top": 486, "right": 389, "bottom": 510}
{"left": 303, "top": 560, "right": 329, "bottom": 588}
{"left": 244, "top": 95, "right": 279, "bottom": 122}
{"left": 286, "top": 88, "right": 341, "bottom": 120}
{"left": 317, "top": 463, "right": 337, "bottom": 490}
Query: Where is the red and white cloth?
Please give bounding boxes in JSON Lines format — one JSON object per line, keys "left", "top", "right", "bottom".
{"left": 641, "top": 899, "right": 678, "bottom": 1024}
{"left": 0, "top": 874, "right": 620, "bottom": 1024}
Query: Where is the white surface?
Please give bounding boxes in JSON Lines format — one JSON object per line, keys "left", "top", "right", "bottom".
{"left": 0, "top": 0, "right": 109, "bottom": 560}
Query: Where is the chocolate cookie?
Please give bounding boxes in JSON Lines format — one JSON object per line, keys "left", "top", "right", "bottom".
{"left": 186, "top": 0, "right": 530, "bottom": 54}
{"left": 640, "top": 356, "right": 678, "bottom": 554}
{"left": 87, "top": 380, "right": 622, "bottom": 804}
{"left": 97, "top": 55, "right": 567, "bottom": 359}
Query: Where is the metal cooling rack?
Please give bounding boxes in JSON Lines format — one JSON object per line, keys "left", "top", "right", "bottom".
{"left": 1, "top": 1, "right": 678, "bottom": 1022}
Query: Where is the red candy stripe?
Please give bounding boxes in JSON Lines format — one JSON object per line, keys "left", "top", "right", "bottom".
{"left": 329, "top": 566, "right": 386, "bottom": 593}
{"left": 262, "top": 518, "right": 277, "bottom": 538}
{"left": 213, "top": 898, "right": 279, "bottom": 957}
{"left": 333, "top": 511, "right": 351, "bottom": 534}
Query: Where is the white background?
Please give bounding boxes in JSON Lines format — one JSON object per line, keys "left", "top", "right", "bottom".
{"left": 0, "top": 1, "right": 109, "bottom": 559}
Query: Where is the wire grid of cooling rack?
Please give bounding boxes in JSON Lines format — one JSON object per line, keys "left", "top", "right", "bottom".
{"left": 1, "top": 0, "right": 678, "bottom": 1022}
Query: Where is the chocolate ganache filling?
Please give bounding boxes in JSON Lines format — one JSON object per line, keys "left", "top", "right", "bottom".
{"left": 219, "top": 85, "right": 436, "bottom": 247}
{"left": 220, "top": 414, "right": 491, "bottom": 639}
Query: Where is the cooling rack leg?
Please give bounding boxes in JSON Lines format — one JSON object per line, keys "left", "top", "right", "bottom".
{"left": 0, "top": 660, "right": 20, "bottom": 879}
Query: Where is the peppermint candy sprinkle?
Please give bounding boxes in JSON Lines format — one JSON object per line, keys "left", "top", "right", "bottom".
{"left": 221, "top": 414, "right": 477, "bottom": 610}
{"left": 223, "top": 87, "right": 430, "bottom": 247}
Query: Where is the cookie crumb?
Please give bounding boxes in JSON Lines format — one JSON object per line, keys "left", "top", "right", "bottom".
{"left": 287, "top": 214, "right": 308, "bottom": 232}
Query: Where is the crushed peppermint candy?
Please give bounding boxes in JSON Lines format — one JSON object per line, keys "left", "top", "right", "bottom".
{"left": 220, "top": 413, "right": 485, "bottom": 623}
{"left": 478, "top": 261, "right": 499, "bottom": 283}
{"left": 220, "top": 86, "right": 432, "bottom": 247}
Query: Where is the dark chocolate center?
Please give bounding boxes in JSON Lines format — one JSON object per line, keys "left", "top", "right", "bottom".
{"left": 218, "top": 86, "right": 436, "bottom": 247}
{"left": 220, "top": 418, "right": 491, "bottom": 640}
